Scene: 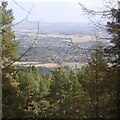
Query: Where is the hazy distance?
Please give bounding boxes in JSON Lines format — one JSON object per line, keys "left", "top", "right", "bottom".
{"left": 8, "top": 0, "right": 103, "bottom": 24}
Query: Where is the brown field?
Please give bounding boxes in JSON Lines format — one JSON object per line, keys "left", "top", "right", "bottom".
{"left": 14, "top": 62, "right": 86, "bottom": 68}
{"left": 62, "top": 62, "right": 87, "bottom": 68}
{"left": 15, "top": 29, "right": 97, "bottom": 43}
{"left": 14, "top": 62, "right": 59, "bottom": 68}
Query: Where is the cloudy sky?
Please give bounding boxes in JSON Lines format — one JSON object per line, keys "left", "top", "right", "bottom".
{"left": 7, "top": 0, "right": 108, "bottom": 23}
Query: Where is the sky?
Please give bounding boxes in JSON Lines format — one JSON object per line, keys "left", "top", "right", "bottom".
{"left": 7, "top": 0, "right": 105, "bottom": 23}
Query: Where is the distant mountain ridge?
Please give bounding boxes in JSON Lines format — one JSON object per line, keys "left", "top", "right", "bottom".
{"left": 13, "top": 22, "right": 90, "bottom": 33}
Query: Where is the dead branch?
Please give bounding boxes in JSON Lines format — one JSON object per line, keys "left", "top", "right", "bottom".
{"left": 78, "top": 1, "right": 119, "bottom": 31}
{"left": 13, "top": 4, "right": 34, "bottom": 26}
{"left": 13, "top": 0, "right": 35, "bottom": 14}
{"left": 79, "top": 3, "right": 112, "bottom": 17}
{"left": 1, "top": 1, "right": 34, "bottom": 30}
{"left": 3, "top": 21, "right": 40, "bottom": 70}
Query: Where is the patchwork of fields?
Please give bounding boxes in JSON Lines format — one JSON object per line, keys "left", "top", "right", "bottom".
{"left": 15, "top": 29, "right": 107, "bottom": 68}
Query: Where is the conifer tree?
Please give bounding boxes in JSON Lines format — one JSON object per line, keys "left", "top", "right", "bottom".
{"left": 67, "top": 71, "right": 90, "bottom": 118}
{"left": 48, "top": 68, "right": 90, "bottom": 118}
{"left": 106, "top": 2, "right": 120, "bottom": 118}
{"left": 77, "top": 45, "right": 116, "bottom": 118}
{"left": 1, "top": 2, "right": 24, "bottom": 118}
{"left": 48, "top": 68, "right": 71, "bottom": 118}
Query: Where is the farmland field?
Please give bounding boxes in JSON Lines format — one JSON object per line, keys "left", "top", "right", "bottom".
{"left": 14, "top": 26, "right": 108, "bottom": 69}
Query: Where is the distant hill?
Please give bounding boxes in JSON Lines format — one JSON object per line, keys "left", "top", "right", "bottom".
{"left": 13, "top": 22, "right": 90, "bottom": 34}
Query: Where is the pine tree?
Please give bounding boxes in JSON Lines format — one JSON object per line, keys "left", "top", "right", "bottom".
{"left": 106, "top": 2, "right": 120, "bottom": 118}
{"left": 106, "top": 3, "right": 120, "bottom": 67}
{"left": 16, "top": 67, "right": 41, "bottom": 117}
{"left": 48, "top": 68, "right": 90, "bottom": 118}
{"left": 16, "top": 66, "right": 51, "bottom": 118}
{"left": 48, "top": 68, "right": 71, "bottom": 118}
{"left": 78, "top": 45, "right": 117, "bottom": 118}
{"left": 66, "top": 71, "right": 90, "bottom": 118}
{"left": 1, "top": 2, "right": 24, "bottom": 118}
